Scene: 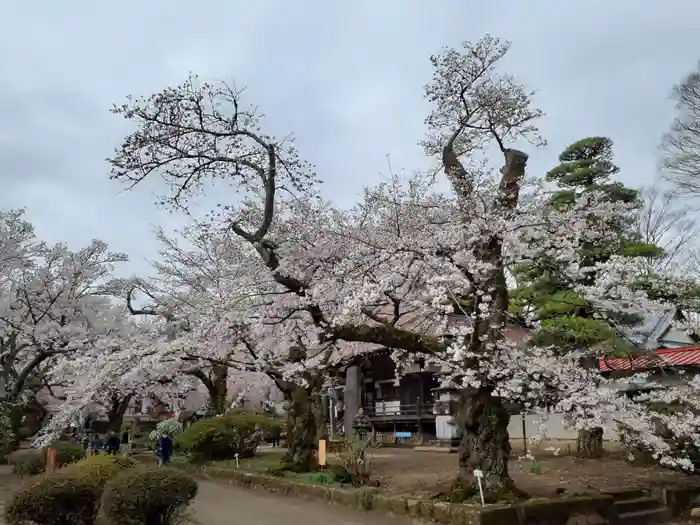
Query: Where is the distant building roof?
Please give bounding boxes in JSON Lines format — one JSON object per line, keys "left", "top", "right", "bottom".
{"left": 618, "top": 308, "right": 678, "bottom": 350}
{"left": 599, "top": 345, "right": 700, "bottom": 372}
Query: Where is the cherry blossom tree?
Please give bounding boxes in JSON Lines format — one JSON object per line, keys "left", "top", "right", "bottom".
{"left": 0, "top": 213, "right": 127, "bottom": 403}
{"left": 108, "top": 229, "right": 262, "bottom": 418}
{"left": 0, "top": 209, "right": 41, "bottom": 406}
{"left": 0, "top": 208, "right": 135, "bottom": 449}
{"left": 124, "top": 223, "right": 344, "bottom": 471}
{"left": 108, "top": 35, "right": 700, "bottom": 501}
{"left": 38, "top": 303, "right": 199, "bottom": 439}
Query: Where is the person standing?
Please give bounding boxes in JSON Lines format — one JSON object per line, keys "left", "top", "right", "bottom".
{"left": 106, "top": 432, "right": 120, "bottom": 455}
{"left": 155, "top": 436, "right": 162, "bottom": 466}
{"left": 352, "top": 407, "right": 371, "bottom": 440}
{"left": 156, "top": 434, "right": 173, "bottom": 466}
{"left": 120, "top": 428, "right": 131, "bottom": 456}
{"left": 90, "top": 433, "right": 103, "bottom": 456}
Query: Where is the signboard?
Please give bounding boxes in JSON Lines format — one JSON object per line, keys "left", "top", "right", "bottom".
{"left": 473, "top": 469, "right": 485, "bottom": 506}
{"left": 318, "top": 439, "right": 327, "bottom": 467}
{"left": 46, "top": 447, "right": 57, "bottom": 475}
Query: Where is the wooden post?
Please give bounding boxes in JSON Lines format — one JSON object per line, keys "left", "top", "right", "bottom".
{"left": 521, "top": 413, "right": 527, "bottom": 454}
{"left": 46, "top": 447, "right": 57, "bottom": 475}
{"left": 329, "top": 394, "right": 335, "bottom": 439}
{"left": 318, "top": 439, "right": 327, "bottom": 467}
{"left": 417, "top": 396, "right": 424, "bottom": 444}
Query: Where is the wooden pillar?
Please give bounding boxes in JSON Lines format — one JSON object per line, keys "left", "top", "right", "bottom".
{"left": 344, "top": 364, "right": 361, "bottom": 434}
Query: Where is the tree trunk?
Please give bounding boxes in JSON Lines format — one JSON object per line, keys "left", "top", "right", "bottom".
{"left": 0, "top": 402, "right": 21, "bottom": 457}
{"left": 206, "top": 365, "right": 228, "bottom": 416}
{"left": 577, "top": 427, "right": 604, "bottom": 458}
{"left": 107, "top": 394, "right": 133, "bottom": 433}
{"left": 451, "top": 389, "right": 524, "bottom": 503}
{"left": 282, "top": 386, "right": 321, "bottom": 472}
{"left": 21, "top": 398, "right": 47, "bottom": 437}
{"left": 7, "top": 404, "right": 23, "bottom": 449}
{"left": 576, "top": 355, "right": 604, "bottom": 459}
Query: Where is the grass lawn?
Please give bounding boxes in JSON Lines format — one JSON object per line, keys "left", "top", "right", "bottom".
{"left": 212, "top": 447, "right": 287, "bottom": 472}
{"left": 210, "top": 448, "right": 344, "bottom": 486}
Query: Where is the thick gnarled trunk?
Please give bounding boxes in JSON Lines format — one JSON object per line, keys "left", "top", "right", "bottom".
{"left": 107, "top": 394, "right": 133, "bottom": 433}
{"left": 282, "top": 386, "right": 321, "bottom": 472}
{"left": 206, "top": 365, "right": 228, "bottom": 416}
{"left": 451, "top": 389, "right": 523, "bottom": 503}
{"left": 577, "top": 427, "right": 604, "bottom": 458}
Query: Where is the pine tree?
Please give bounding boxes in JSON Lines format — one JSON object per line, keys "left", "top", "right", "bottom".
{"left": 511, "top": 137, "right": 662, "bottom": 457}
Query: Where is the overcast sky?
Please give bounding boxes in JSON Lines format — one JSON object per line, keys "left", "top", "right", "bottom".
{"left": 1, "top": 1, "right": 698, "bottom": 277}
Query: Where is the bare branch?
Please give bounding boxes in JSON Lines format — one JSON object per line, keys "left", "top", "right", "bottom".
{"left": 662, "top": 62, "right": 700, "bottom": 195}
{"left": 633, "top": 184, "right": 698, "bottom": 271}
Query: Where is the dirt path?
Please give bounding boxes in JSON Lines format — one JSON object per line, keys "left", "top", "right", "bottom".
{"left": 368, "top": 449, "right": 699, "bottom": 498}
{"left": 190, "top": 479, "right": 413, "bottom": 525}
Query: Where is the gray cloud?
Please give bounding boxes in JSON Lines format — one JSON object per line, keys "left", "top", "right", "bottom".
{"left": 1, "top": 0, "right": 699, "bottom": 276}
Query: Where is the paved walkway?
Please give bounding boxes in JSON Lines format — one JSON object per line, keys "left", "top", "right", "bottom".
{"left": 190, "top": 479, "right": 413, "bottom": 525}
{"left": 0, "top": 465, "right": 412, "bottom": 525}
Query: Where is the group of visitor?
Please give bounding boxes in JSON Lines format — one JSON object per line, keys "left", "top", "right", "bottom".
{"left": 79, "top": 429, "right": 131, "bottom": 456}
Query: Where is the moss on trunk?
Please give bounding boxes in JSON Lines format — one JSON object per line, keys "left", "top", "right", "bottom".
{"left": 577, "top": 427, "right": 604, "bottom": 458}
{"left": 450, "top": 389, "right": 527, "bottom": 503}
{"left": 206, "top": 365, "right": 229, "bottom": 416}
{"left": 281, "top": 386, "right": 321, "bottom": 473}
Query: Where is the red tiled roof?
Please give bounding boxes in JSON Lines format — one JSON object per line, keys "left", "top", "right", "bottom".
{"left": 599, "top": 346, "right": 700, "bottom": 372}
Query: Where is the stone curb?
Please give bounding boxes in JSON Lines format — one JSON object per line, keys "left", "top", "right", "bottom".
{"left": 145, "top": 459, "right": 620, "bottom": 525}
{"left": 180, "top": 463, "right": 494, "bottom": 524}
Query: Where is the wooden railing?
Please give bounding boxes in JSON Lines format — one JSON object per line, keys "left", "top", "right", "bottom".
{"left": 364, "top": 402, "right": 435, "bottom": 418}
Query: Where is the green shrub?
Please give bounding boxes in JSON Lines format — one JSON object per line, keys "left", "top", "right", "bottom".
{"left": 9, "top": 440, "right": 86, "bottom": 477}
{"left": 327, "top": 463, "right": 354, "bottom": 484}
{"left": 62, "top": 454, "right": 135, "bottom": 490}
{"left": 51, "top": 440, "right": 86, "bottom": 467}
{"left": 337, "top": 436, "right": 377, "bottom": 485}
{"left": 4, "top": 471, "right": 101, "bottom": 525}
{"left": 10, "top": 441, "right": 86, "bottom": 477}
{"left": 175, "top": 411, "right": 280, "bottom": 461}
{"left": 10, "top": 449, "right": 45, "bottom": 477}
{"left": 100, "top": 467, "right": 198, "bottom": 525}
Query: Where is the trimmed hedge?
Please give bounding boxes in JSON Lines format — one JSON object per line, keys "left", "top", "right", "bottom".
{"left": 10, "top": 449, "right": 45, "bottom": 477}
{"left": 101, "top": 467, "right": 198, "bottom": 525}
{"left": 10, "top": 441, "right": 86, "bottom": 477}
{"left": 4, "top": 471, "right": 101, "bottom": 525}
{"left": 175, "top": 411, "right": 281, "bottom": 461}
{"left": 52, "top": 440, "right": 86, "bottom": 466}
{"left": 63, "top": 454, "right": 135, "bottom": 490}
{"left": 5, "top": 454, "right": 134, "bottom": 525}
